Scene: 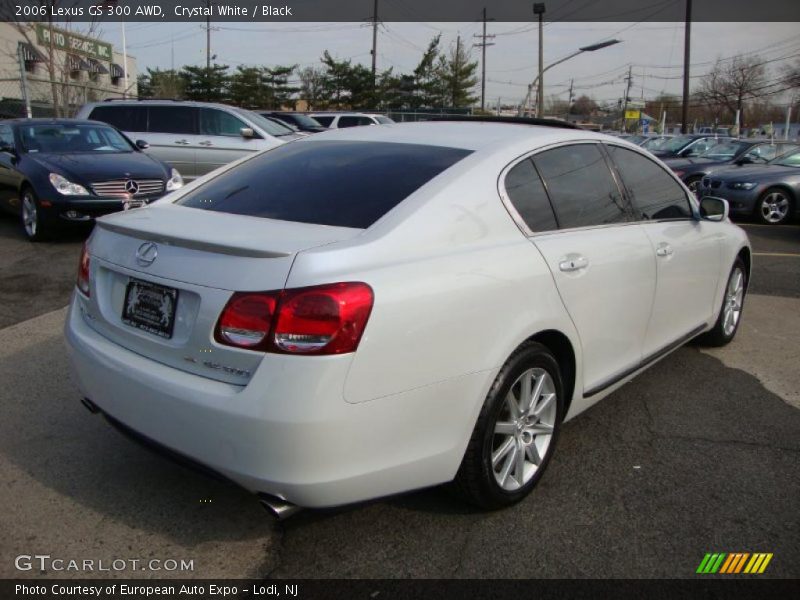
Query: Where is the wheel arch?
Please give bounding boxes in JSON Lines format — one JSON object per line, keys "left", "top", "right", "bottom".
{"left": 737, "top": 246, "right": 751, "bottom": 288}
{"left": 522, "top": 329, "right": 577, "bottom": 417}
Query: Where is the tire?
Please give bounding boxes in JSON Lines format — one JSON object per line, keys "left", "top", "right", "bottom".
{"left": 685, "top": 175, "right": 703, "bottom": 195}
{"left": 20, "top": 186, "right": 53, "bottom": 242}
{"left": 755, "top": 187, "right": 792, "bottom": 225}
{"left": 696, "top": 258, "right": 747, "bottom": 347}
{"left": 454, "top": 341, "right": 564, "bottom": 509}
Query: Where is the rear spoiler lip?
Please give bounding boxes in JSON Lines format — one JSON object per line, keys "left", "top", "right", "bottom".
{"left": 96, "top": 220, "right": 292, "bottom": 259}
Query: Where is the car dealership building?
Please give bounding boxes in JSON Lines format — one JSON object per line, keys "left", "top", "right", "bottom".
{"left": 0, "top": 22, "right": 137, "bottom": 118}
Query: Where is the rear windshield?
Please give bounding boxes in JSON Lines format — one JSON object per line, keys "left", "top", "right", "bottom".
{"left": 175, "top": 140, "right": 472, "bottom": 228}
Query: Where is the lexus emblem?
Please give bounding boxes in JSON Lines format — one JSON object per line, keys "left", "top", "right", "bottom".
{"left": 124, "top": 179, "right": 139, "bottom": 195}
{"left": 135, "top": 242, "right": 158, "bottom": 267}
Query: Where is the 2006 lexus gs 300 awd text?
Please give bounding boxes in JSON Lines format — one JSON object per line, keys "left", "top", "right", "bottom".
{"left": 65, "top": 121, "right": 751, "bottom": 514}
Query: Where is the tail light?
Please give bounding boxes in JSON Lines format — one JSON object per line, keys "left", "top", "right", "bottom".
{"left": 214, "top": 283, "right": 374, "bottom": 355}
{"left": 77, "top": 242, "right": 91, "bottom": 297}
{"left": 215, "top": 292, "right": 278, "bottom": 349}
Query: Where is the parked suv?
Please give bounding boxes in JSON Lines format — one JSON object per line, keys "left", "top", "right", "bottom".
{"left": 76, "top": 100, "right": 302, "bottom": 179}
{"left": 307, "top": 112, "right": 394, "bottom": 128}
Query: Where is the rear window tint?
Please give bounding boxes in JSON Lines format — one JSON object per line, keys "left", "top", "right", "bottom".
{"left": 175, "top": 141, "right": 472, "bottom": 229}
{"left": 313, "top": 116, "right": 334, "bottom": 127}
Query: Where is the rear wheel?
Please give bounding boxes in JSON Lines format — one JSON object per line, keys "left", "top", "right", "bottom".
{"left": 685, "top": 175, "right": 703, "bottom": 195}
{"left": 454, "top": 342, "right": 564, "bottom": 509}
{"left": 755, "top": 188, "right": 792, "bottom": 225}
{"left": 696, "top": 258, "right": 747, "bottom": 347}
{"left": 20, "top": 187, "right": 53, "bottom": 242}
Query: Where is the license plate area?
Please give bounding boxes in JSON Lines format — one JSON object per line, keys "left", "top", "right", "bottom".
{"left": 122, "top": 278, "right": 178, "bottom": 339}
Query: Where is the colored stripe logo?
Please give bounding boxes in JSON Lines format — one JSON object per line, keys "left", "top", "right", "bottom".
{"left": 696, "top": 552, "right": 773, "bottom": 574}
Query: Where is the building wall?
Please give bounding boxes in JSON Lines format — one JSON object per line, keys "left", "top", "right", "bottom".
{"left": 0, "top": 22, "right": 137, "bottom": 117}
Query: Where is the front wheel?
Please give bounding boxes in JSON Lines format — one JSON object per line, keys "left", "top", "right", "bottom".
{"left": 685, "top": 175, "right": 703, "bottom": 195}
{"left": 755, "top": 188, "right": 792, "bottom": 225}
{"left": 696, "top": 258, "right": 747, "bottom": 347}
{"left": 20, "top": 187, "right": 53, "bottom": 242}
{"left": 454, "top": 342, "right": 564, "bottom": 509}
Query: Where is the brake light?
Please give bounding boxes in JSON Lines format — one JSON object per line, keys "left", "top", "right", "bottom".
{"left": 273, "top": 283, "right": 374, "bottom": 354}
{"left": 77, "top": 243, "right": 90, "bottom": 297}
{"left": 214, "top": 283, "right": 374, "bottom": 355}
{"left": 215, "top": 292, "right": 278, "bottom": 349}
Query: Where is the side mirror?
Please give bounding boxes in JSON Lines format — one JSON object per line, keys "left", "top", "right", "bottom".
{"left": 135, "top": 139, "right": 149, "bottom": 150}
{"left": 735, "top": 156, "right": 753, "bottom": 166}
{"left": 699, "top": 196, "right": 729, "bottom": 222}
{"left": 240, "top": 127, "right": 255, "bottom": 139}
{"left": 0, "top": 142, "right": 16, "bottom": 155}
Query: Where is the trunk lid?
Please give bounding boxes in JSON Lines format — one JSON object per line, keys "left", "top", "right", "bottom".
{"left": 81, "top": 203, "right": 362, "bottom": 384}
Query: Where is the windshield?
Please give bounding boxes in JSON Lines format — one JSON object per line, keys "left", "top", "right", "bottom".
{"left": 627, "top": 135, "right": 646, "bottom": 145}
{"left": 279, "top": 113, "right": 323, "bottom": 128}
{"left": 18, "top": 123, "right": 133, "bottom": 154}
{"left": 236, "top": 110, "right": 296, "bottom": 137}
{"left": 659, "top": 135, "right": 695, "bottom": 152}
{"left": 641, "top": 137, "right": 671, "bottom": 150}
{"left": 770, "top": 150, "right": 800, "bottom": 167}
{"left": 700, "top": 141, "right": 749, "bottom": 159}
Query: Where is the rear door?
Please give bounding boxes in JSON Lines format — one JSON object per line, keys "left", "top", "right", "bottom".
{"left": 605, "top": 144, "right": 722, "bottom": 357}
{"left": 145, "top": 105, "right": 199, "bottom": 178}
{"left": 510, "top": 142, "right": 657, "bottom": 396}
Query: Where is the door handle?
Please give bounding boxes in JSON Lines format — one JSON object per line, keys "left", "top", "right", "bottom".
{"left": 198, "top": 141, "right": 213, "bottom": 146}
{"left": 174, "top": 139, "right": 189, "bottom": 145}
{"left": 656, "top": 243, "right": 674, "bottom": 257}
{"left": 559, "top": 256, "right": 589, "bottom": 272}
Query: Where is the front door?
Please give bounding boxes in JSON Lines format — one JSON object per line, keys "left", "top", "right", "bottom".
{"left": 605, "top": 144, "right": 722, "bottom": 357}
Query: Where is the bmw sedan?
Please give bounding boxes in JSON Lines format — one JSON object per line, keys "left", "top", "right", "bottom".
{"left": 664, "top": 140, "right": 798, "bottom": 194}
{"left": 697, "top": 147, "right": 800, "bottom": 225}
{"left": 65, "top": 122, "right": 750, "bottom": 515}
{"left": 0, "top": 119, "right": 182, "bottom": 241}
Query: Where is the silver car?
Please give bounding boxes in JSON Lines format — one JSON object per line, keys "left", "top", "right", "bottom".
{"left": 75, "top": 100, "right": 302, "bottom": 180}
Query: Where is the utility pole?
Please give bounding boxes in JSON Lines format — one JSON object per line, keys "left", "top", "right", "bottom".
{"left": 567, "top": 78, "right": 574, "bottom": 116}
{"left": 17, "top": 44, "right": 32, "bottom": 118}
{"left": 621, "top": 65, "right": 633, "bottom": 132}
{"left": 534, "top": 3, "right": 546, "bottom": 117}
{"left": 473, "top": 8, "right": 495, "bottom": 112}
{"left": 681, "top": 0, "right": 692, "bottom": 134}
{"left": 206, "top": 0, "right": 212, "bottom": 70}
{"left": 371, "top": 0, "right": 378, "bottom": 87}
{"left": 454, "top": 35, "right": 461, "bottom": 108}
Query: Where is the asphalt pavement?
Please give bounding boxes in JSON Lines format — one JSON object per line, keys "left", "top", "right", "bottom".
{"left": 0, "top": 213, "right": 798, "bottom": 579}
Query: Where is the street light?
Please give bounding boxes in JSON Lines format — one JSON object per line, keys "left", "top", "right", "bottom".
{"left": 520, "top": 39, "right": 621, "bottom": 117}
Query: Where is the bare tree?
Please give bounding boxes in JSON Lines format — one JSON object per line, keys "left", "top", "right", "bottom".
{"left": 696, "top": 55, "right": 768, "bottom": 127}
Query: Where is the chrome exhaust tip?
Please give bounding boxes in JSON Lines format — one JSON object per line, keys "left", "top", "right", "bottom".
{"left": 258, "top": 494, "right": 302, "bottom": 520}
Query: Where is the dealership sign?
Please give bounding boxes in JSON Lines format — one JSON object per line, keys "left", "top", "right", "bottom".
{"left": 35, "top": 24, "right": 113, "bottom": 61}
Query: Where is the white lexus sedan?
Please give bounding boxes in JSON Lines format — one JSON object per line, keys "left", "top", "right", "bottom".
{"left": 65, "top": 121, "right": 750, "bottom": 515}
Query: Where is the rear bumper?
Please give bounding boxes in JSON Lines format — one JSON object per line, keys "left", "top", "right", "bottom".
{"left": 64, "top": 296, "right": 486, "bottom": 507}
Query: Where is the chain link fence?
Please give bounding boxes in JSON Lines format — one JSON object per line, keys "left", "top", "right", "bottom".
{"left": 0, "top": 76, "right": 133, "bottom": 118}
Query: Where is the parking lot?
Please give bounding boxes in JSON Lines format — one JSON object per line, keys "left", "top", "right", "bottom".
{"left": 0, "top": 212, "right": 798, "bottom": 579}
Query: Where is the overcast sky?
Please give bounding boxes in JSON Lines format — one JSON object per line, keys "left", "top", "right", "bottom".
{"left": 95, "top": 21, "right": 800, "bottom": 109}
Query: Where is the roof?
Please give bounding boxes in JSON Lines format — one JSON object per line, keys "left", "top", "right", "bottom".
{"left": 299, "top": 120, "right": 615, "bottom": 153}
{"left": 4, "top": 118, "right": 100, "bottom": 126}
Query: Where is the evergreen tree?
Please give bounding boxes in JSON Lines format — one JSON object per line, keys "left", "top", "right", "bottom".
{"left": 180, "top": 64, "right": 230, "bottom": 102}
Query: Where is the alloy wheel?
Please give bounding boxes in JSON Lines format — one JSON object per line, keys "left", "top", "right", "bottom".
{"left": 491, "top": 368, "right": 558, "bottom": 491}
{"left": 760, "top": 192, "right": 789, "bottom": 224}
{"left": 722, "top": 267, "right": 745, "bottom": 337}
{"left": 22, "top": 193, "right": 38, "bottom": 238}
